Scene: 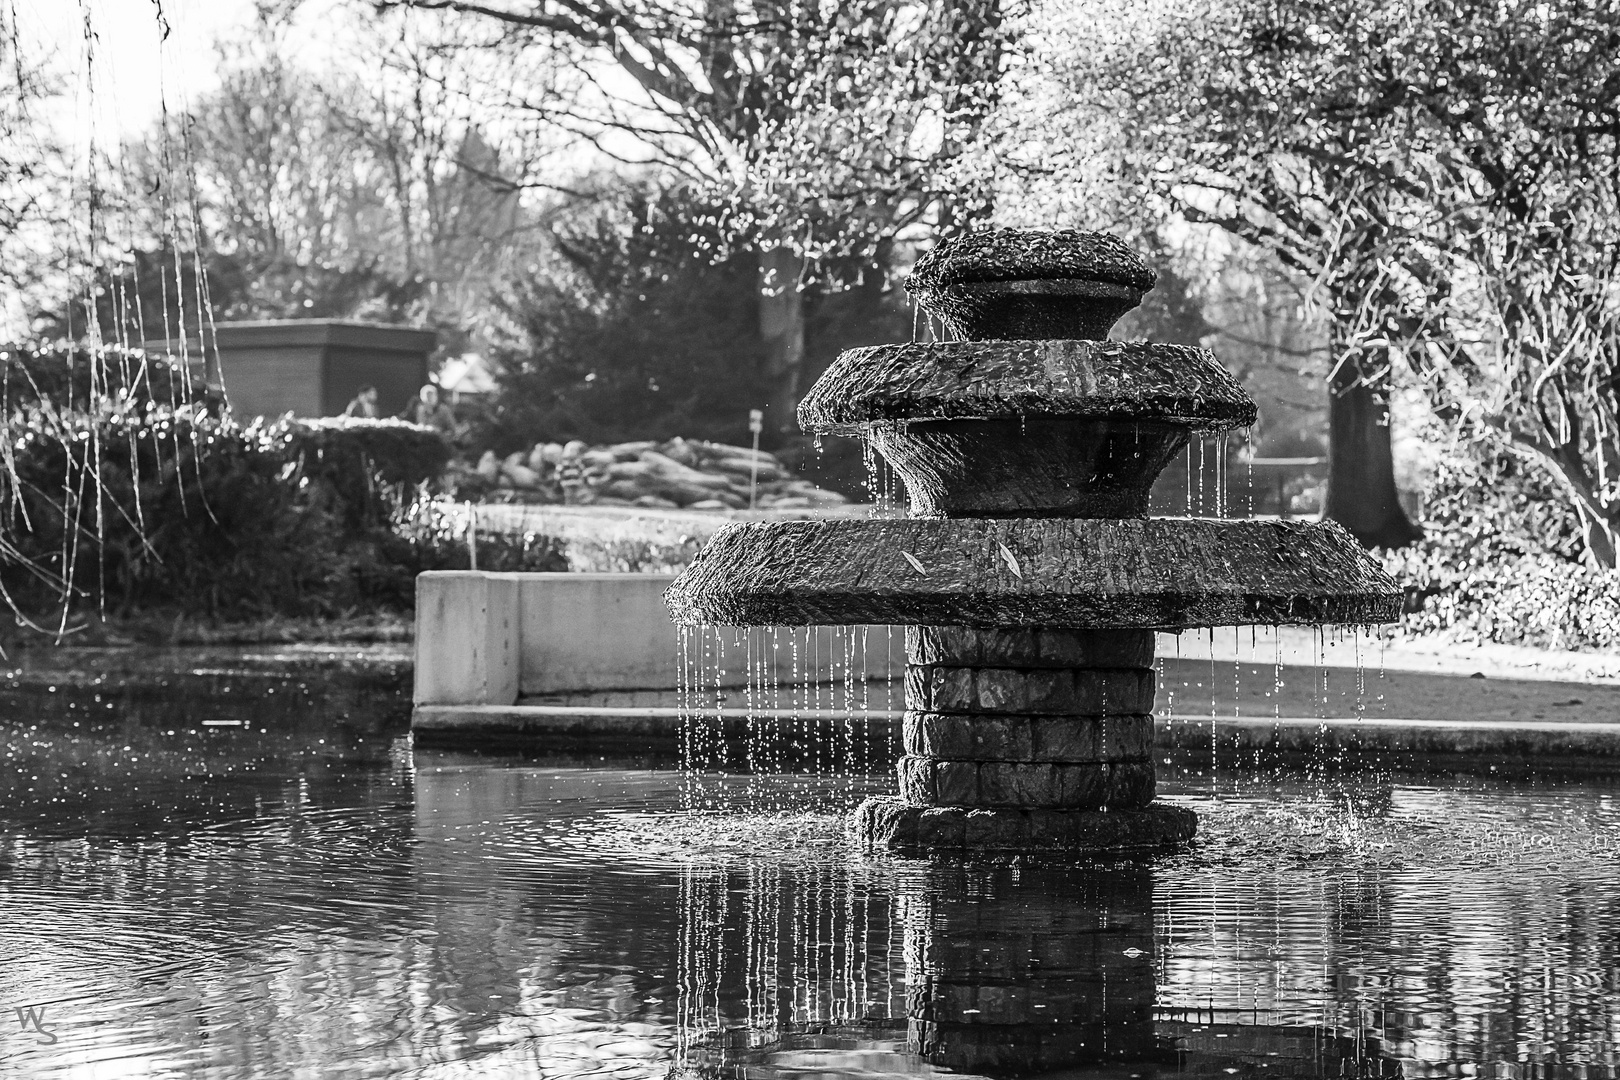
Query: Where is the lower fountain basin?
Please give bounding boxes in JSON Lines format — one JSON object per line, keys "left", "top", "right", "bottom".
{"left": 664, "top": 516, "right": 1401, "bottom": 629}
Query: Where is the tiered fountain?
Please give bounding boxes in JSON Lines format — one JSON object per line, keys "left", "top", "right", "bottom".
{"left": 666, "top": 229, "right": 1401, "bottom": 854}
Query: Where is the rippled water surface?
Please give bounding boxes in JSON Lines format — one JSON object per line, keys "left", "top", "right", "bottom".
{"left": 0, "top": 697, "right": 1617, "bottom": 1077}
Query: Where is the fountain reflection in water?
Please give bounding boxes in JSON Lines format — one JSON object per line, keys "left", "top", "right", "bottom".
{"left": 672, "top": 858, "right": 1171, "bottom": 1077}
{"left": 663, "top": 770, "right": 1620, "bottom": 1079}
{"left": 675, "top": 858, "right": 892, "bottom": 1065}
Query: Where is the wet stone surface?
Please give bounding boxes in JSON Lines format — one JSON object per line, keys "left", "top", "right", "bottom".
{"left": 892, "top": 624, "right": 1163, "bottom": 829}
{"left": 904, "top": 228, "right": 1158, "bottom": 342}
{"left": 896, "top": 757, "right": 1155, "bottom": 809}
{"left": 664, "top": 517, "right": 1403, "bottom": 630}
{"left": 667, "top": 226, "right": 1403, "bottom": 860}
{"left": 905, "top": 665, "right": 1157, "bottom": 716}
{"left": 907, "top": 625, "right": 1154, "bottom": 669}
{"left": 906, "top": 228, "right": 1159, "bottom": 293}
{"left": 797, "top": 338, "right": 1255, "bottom": 435}
{"left": 853, "top": 796, "right": 1198, "bottom": 853}
{"left": 904, "top": 712, "right": 1155, "bottom": 763}
{"left": 870, "top": 417, "right": 1188, "bottom": 518}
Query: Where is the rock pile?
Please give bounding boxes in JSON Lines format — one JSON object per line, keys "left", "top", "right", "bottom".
{"left": 460, "top": 438, "right": 850, "bottom": 510}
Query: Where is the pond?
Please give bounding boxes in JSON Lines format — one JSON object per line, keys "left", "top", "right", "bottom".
{"left": 0, "top": 682, "right": 1616, "bottom": 1077}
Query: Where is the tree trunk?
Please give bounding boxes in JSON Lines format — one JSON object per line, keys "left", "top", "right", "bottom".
{"left": 1576, "top": 504, "right": 1618, "bottom": 569}
{"left": 1534, "top": 444, "right": 1620, "bottom": 570}
{"left": 1322, "top": 350, "right": 1423, "bottom": 548}
{"left": 757, "top": 245, "right": 805, "bottom": 435}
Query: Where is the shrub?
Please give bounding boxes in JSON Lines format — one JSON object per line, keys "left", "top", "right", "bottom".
{"left": 372, "top": 498, "right": 568, "bottom": 607}
{"left": 1380, "top": 446, "right": 1620, "bottom": 650}
{"left": 273, "top": 416, "right": 451, "bottom": 531}
{"left": 1, "top": 339, "right": 194, "bottom": 415}
{"left": 3, "top": 413, "right": 351, "bottom": 621}
{"left": 2, "top": 342, "right": 457, "bottom": 628}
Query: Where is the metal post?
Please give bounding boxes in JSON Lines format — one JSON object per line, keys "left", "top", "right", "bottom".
{"left": 748, "top": 409, "right": 764, "bottom": 510}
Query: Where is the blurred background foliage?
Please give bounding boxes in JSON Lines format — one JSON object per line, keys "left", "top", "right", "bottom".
{"left": 483, "top": 185, "right": 910, "bottom": 452}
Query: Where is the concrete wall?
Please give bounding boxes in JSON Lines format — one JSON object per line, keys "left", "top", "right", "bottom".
{"left": 415, "top": 572, "right": 522, "bottom": 707}
{"left": 517, "top": 574, "right": 679, "bottom": 695}
{"left": 414, "top": 571, "right": 901, "bottom": 706}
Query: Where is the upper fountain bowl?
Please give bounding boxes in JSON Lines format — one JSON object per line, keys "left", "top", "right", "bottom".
{"left": 908, "top": 229, "right": 1157, "bottom": 341}
{"left": 805, "top": 230, "right": 1254, "bottom": 518}
{"left": 796, "top": 339, "right": 1258, "bottom": 518}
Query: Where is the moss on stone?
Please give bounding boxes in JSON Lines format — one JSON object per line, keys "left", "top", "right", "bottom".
{"left": 908, "top": 229, "right": 1157, "bottom": 292}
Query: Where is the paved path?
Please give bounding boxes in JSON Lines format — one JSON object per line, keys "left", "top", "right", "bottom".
{"left": 1161, "top": 625, "right": 1620, "bottom": 684}
{"left": 1157, "top": 627, "right": 1620, "bottom": 726}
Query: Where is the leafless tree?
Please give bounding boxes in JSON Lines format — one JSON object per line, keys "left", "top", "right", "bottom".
{"left": 113, "top": 11, "right": 552, "bottom": 351}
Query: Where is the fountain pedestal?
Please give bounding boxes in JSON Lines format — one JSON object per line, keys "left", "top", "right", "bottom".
{"left": 857, "top": 626, "right": 1196, "bottom": 853}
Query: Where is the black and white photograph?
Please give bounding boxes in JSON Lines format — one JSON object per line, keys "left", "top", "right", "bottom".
{"left": 1, "top": 0, "right": 1618, "bottom": 1074}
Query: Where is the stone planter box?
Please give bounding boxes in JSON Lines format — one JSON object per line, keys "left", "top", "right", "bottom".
{"left": 144, "top": 319, "right": 435, "bottom": 419}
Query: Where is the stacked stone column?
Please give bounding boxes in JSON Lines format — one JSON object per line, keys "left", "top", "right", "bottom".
{"left": 854, "top": 626, "right": 1196, "bottom": 853}
{"left": 901, "top": 625, "right": 1156, "bottom": 812}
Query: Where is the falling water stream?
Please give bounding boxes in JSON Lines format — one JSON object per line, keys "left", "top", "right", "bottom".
{"left": 676, "top": 623, "right": 900, "bottom": 817}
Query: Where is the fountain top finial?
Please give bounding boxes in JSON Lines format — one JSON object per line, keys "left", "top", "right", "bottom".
{"left": 908, "top": 228, "right": 1157, "bottom": 294}
{"left": 905, "top": 229, "right": 1158, "bottom": 341}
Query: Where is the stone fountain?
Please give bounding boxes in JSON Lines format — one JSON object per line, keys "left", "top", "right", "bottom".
{"left": 666, "top": 229, "right": 1401, "bottom": 855}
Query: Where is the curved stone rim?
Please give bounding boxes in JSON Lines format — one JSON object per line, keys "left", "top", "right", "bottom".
{"left": 907, "top": 229, "right": 1157, "bottom": 293}
{"left": 664, "top": 517, "right": 1403, "bottom": 630}
{"left": 944, "top": 278, "right": 1142, "bottom": 300}
{"left": 797, "top": 339, "right": 1258, "bottom": 434}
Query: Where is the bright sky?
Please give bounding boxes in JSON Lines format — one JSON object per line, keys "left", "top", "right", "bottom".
{"left": 12, "top": 0, "right": 657, "bottom": 171}
{"left": 13, "top": 0, "right": 278, "bottom": 145}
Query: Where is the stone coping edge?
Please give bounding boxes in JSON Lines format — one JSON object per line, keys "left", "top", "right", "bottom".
{"left": 410, "top": 705, "right": 1620, "bottom": 759}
